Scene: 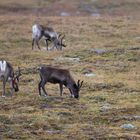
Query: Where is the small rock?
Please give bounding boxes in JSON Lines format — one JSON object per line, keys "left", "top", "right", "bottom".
{"left": 135, "top": 36, "right": 140, "bottom": 40}
{"left": 83, "top": 68, "right": 92, "bottom": 74}
{"left": 128, "top": 46, "right": 140, "bottom": 50}
{"left": 76, "top": 11, "right": 80, "bottom": 15}
{"left": 84, "top": 73, "right": 96, "bottom": 77}
{"left": 95, "top": 49, "right": 107, "bottom": 54}
{"left": 120, "top": 124, "right": 135, "bottom": 130}
{"left": 91, "top": 13, "right": 100, "bottom": 17}
{"left": 134, "top": 116, "right": 140, "bottom": 120}
{"left": 100, "top": 103, "right": 111, "bottom": 112}
{"left": 60, "top": 12, "right": 70, "bottom": 17}
{"left": 82, "top": 68, "right": 95, "bottom": 77}
{"left": 90, "top": 49, "right": 107, "bottom": 54}
{"left": 55, "top": 57, "right": 80, "bottom": 62}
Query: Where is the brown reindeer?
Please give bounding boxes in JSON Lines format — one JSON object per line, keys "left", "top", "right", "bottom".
{"left": 38, "top": 66, "right": 83, "bottom": 99}
{"left": 32, "top": 24, "right": 66, "bottom": 50}
{"left": 0, "top": 60, "right": 21, "bottom": 97}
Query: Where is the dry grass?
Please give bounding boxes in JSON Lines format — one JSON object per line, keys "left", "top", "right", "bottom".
{"left": 0, "top": 3, "right": 140, "bottom": 140}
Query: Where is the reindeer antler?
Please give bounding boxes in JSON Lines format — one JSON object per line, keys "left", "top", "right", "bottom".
{"left": 15, "top": 67, "right": 22, "bottom": 81}
{"left": 61, "top": 35, "right": 65, "bottom": 41}
{"left": 18, "top": 67, "right": 22, "bottom": 76}
{"left": 60, "top": 34, "right": 66, "bottom": 47}
{"left": 58, "top": 33, "right": 62, "bottom": 38}
{"left": 77, "top": 80, "right": 83, "bottom": 89}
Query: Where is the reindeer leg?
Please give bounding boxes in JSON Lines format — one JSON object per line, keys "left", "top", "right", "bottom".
{"left": 59, "top": 83, "right": 63, "bottom": 96}
{"left": 45, "top": 39, "right": 49, "bottom": 51}
{"left": 56, "top": 46, "right": 60, "bottom": 51}
{"left": 60, "top": 46, "right": 62, "bottom": 51}
{"left": 42, "top": 85, "right": 48, "bottom": 97}
{"left": 38, "top": 81, "right": 42, "bottom": 96}
{"left": 46, "top": 38, "right": 52, "bottom": 51}
{"left": 38, "top": 80, "right": 48, "bottom": 96}
{"left": 50, "top": 45, "right": 55, "bottom": 51}
{"left": 32, "top": 38, "right": 35, "bottom": 50}
{"left": 2, "top": 78, "right": 6, "bottom": 97}
{"left": 50, "top": 41, "right": 56, "bottom": 51}
{"left": 36, "top": 40, "right": 41, "bottom": 50}
{"left": 9, "top": 80, "right": 14, "bottom": 96}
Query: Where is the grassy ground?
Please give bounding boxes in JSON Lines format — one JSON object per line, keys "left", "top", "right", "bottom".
{"left": 0, "top": 8, "right": 140, "bottom": 140}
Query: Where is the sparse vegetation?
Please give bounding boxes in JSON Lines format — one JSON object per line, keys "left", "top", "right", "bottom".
{"left": 0, "top": 0, "right": 140, "bottom": 140}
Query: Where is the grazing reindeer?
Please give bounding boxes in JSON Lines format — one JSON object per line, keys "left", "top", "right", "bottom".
{"left": 38, "top": 66, "right": 83, "bottom": 99}
{"left": 32, "top": 24, "right": 66, "bottom": 50}
{"left": 0, "top": 60, "right": 21, "bottom": 97}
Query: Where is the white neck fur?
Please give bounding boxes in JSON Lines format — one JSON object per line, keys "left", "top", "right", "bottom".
{"left": 0, "top": 60, "right": 7, "bottom": 72}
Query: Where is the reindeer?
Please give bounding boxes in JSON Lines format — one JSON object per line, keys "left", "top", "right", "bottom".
{"left": 38, "top": 66, "right": 83, "bottom": 99}
{"left": 32, "top": 24, "right": 66, "bottom": 50}
{"left": 0, "top": 60, "right": 21, "bottom": 97}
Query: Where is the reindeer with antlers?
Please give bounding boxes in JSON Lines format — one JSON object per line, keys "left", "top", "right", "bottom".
{"left": 32, "top": 24, "right": 66, "bottom": 50}
{"left": 0, "top": 60, "right": 21, "bottom": 97}
{"left": 38, "top": 66, "right": 83, "bottom": 99}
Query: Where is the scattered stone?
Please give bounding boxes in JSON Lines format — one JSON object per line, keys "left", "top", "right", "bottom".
{"left": 91, "top": 13, "right": 100, "bottom": 17}
{"left": 55, "top": 57, "right": 80, "bottom": 63}
{"left": 120, "top": 124, "right": 135, "bottom": 130}
{"left": 109, "top": 116, "right": 140, "bottom": 123}
{"left": 90, "top": 48, "right": 107, "bottom": 54}
{"left": 93, "top": 82, "right": 125, "bottom": 91}
{"left": 82, "top": 68, "right": 96, "bottom": 77}
{"left": 82, "top": 68, "right": 92, "bottom": 74}
{"left": 91, "top": 0, "right": 97, "bottom": 1}
{"left": 134, "top": 116, "right": 140, "bottom": 120}
{"left": 60, "top": 12, "right": 70, "bottom": 16}
{"left": 122, "top": 116, "right": 140, "bottom": 121}
{"left": 84, "top": 73, "right": 96, "bottom": 77}
{"left": 135, "top": 36, "right": 140, "bottom": 40}
{"left": 46, "top": 130, "right": 61, "bottom": 134}
{"left": 76, "top": 11, "right": 80, "bottom": 15}
{"left": 100, "top": 103, "right": 111, "bottom": 112}
{"left": 128, "top": 46, "right": 140, "bottom": 51}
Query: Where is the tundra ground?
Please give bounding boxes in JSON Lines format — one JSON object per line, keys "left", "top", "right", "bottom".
{"left": 0, "top": 13, "right": 140, "bottom": 140}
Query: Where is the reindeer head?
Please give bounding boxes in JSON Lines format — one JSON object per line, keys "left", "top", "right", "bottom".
{"left": 54, "top": 34, "right": 66, "bottom": 50}
{"left": 13, "top": 67, "right": 21, "bottom": 92}
{"left": 71, "top": 80, "right": 83, "bottom": 99}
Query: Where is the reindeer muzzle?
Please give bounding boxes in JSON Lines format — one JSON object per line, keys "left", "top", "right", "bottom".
{"left": 74, "top": 95, "right": 79, "bottom": 99}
